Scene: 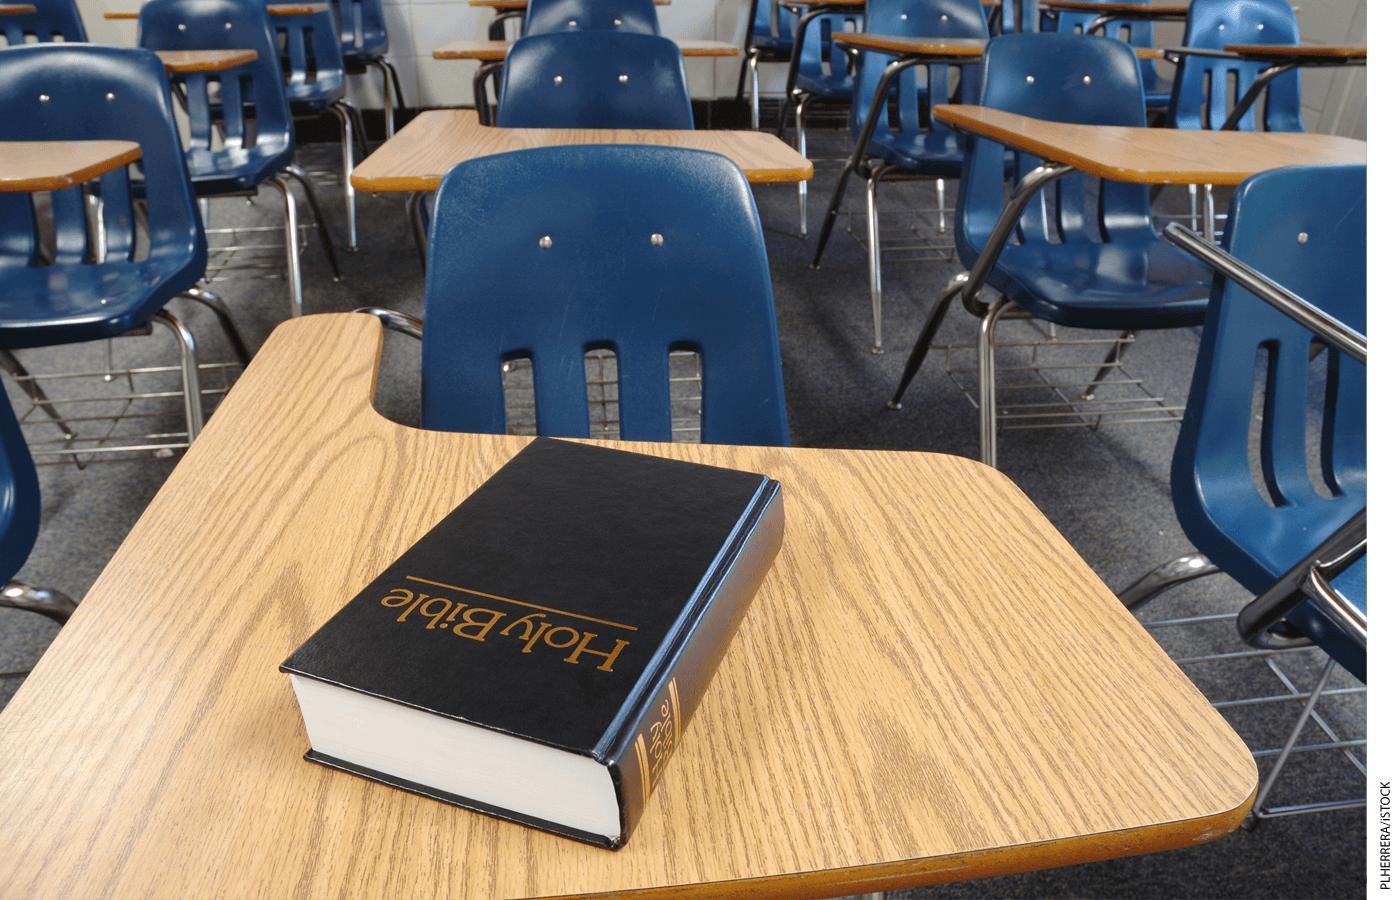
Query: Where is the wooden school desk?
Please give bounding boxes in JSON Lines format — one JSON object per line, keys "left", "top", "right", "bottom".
{"left": 105, "top": 3, "right": 325, "bottom": 17}
{"left": 0, "top": 312, "right": 1257, "bottom": 899}
{"left": 349, "top": 109, "right": 814, "bottom": 192}
{"left": 0, "top": 4, "right": 36, "bottom": 14}
{"left": 887, "top": 104, "right": 1367, "bottom": 465}
{"left": 1162, "top": 44, "right": 1367, "bottom": 131}
{"left": 469, "top": 0, "right": 672, "bottom": 40}
{"left": 0, "top": 140, "right": 140, "bottom": 192}
{"left": 153, "top": 48, "right": 258, "bottom": 73}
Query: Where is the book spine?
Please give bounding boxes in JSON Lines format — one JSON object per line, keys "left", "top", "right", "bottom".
{"left": 604, "top": 480, "right": 785, "bottom": 847}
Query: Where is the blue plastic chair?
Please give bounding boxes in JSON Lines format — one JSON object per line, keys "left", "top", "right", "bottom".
{"left": 327, "top": 0, "right": 405, "bottom": 136}
{"left": 1124, "top": 163, "right": 1365, "bottom": 824}
{"left": 790, "top": 10, "right": 862, "bottom": 238}
{"left": 521, "top": 0, "right": 661, "bottom": 37}
{"left": 0, "top": 0, "right": 86, "bottom": 44}
{"left": 737, "top": 0, "right": 795, "bottom": 128}
{"left": 495, "top": 31, "right": 694, "bottom": 129}
{"left": 0, "top": 388, "right": 75, "bottom": 633}
{"left": 138, "top": 0, "right": 342, "bottom": 316}
{"left": 887, "top": 32, "right": 1213, "bottom": 465}
{"left": 1046, "top": 1, "right": 1172, "bottom": 107}
{"left": 0, "top": 43, "right": 248, "bottom": 455}
{"left": 1167, "top": 0, "right": 1303, "bottom": 132}
{"left": 264, "top": 1, "right": 366, "bottom": 249}
{"left": 402, "top": 145, "right": 789, "bottom": 446}
{"left": 811, "top": 0, "right": 988, "bottom": 353}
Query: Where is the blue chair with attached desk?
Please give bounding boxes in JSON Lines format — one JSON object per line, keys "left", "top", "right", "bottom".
{"left": 1123, "top": 163, "right": 1365, "bottom": 825}
{"left": 361, "top": 145, "right": 790, "bottom": 446}
{"left": 811, "top": 0, "right": 988, "bottom": 354}
{"left": 0, "top": 43, "right": 250, "bottom": 459}
{"left": 495, "top": 31, "right": 694, "bottom": 128}
{"left": 327, "top": 0, "right": 405, "bottom": 137}
{"left": 264, "top": 1, "right": 368, "bottom": 250}
{"left": 737, "top": 0, "right": 795, "bottom": 129}
{"left": 521, "top": 0, "right": 661, "bottom": 36}
{"left": 0, "top": 0, "right": 86, "bottom": 44}
{"left": 887, "top": 32, "right": 1213, "bottom": 466}
{"left": 1045, "top": 0, "right": 1172, "bottom": 108}
{"left": 138, "top": 0, "right": 343, "bottom": 317}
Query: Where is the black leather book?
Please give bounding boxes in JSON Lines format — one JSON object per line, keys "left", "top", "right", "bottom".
{"left": 279, "top": 438, "right": 783, "bottom": 849}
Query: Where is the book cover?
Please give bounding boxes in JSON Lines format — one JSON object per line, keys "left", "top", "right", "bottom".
{"left": 279, "top": 437, "right": 784, "bottom": 849}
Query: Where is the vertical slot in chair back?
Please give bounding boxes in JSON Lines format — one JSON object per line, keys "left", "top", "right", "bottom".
{"left": 421, "top": 145, "right": 789, "bottom": 447}
{"left": 521, "top": 0, "right": 661, "bottom": 37}
{"left": 496, "top": 31, "right": 693, "bottom": 129}
{"left": 266, "top": 3, "right": 346, "bottom": 107}
{"left": 1171, "top": 163, "right": 1365, "bottom": 676}
{"left": 328, "top": 0, "right": 388, "bottom": 58}
{"left": 1167, "top": 0, "right": 1302, "bottom": 131}
{"left": 0, "top": 0, "right": 87, "bottom": 45}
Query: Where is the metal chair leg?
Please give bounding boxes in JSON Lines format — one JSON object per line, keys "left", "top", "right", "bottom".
{"left": 1116, "top": 552, "right": 1221, "bottom": 610}
{"left": 407, "top": 190, "right": 429, "bottom": 272}
{"left": 0, "top": 349, "right": 75, "bottom": 441}
{"left": 865, "top": 161, "right": 894, "bottom": 355}
{"left": 368, "top": 58, "right": 403, "bottom": 138}
{"left": 976, "top": 295, "right": 1018, "bottom": 468}
{"left": 149, "top": 308, "right": 203, "bottom": 442}
{"left": 181, "top": 287, "right": 252, "bottom": 366}
{"left": 888, "top": 271, "right": 969, "bottom": 409}
{"left": 795, "top": 92, "right": 809, "bottom": 238}
{"left": 330, "top": 102, "right": 359, "bottom": 251}
{"left": 271, "top": 175, "right": 305, "bottom": 318}
{"left": 747, "top": 49, "right": 761, "bottom": 130}
{"left": 0, "top": 581, "right": 76, "bottom": 626}
{"left": 281, "top": 164, "right": 343, "bottom": 283}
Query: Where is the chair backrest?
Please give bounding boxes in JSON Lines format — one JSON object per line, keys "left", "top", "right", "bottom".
{"left": 138, "top": 0, "right": 296, "bottom": 190}
{"left": 0, "top": 0, "right": 87, "bottom": 45}
{"left": 1166, "top": 0, "right": 1302, "bottom": 131}
{"left": 263, "top": 1, "right": 346, "bottom": 106}
{"left": 0, "top": 387, "right": 40, "bottom": 586}
{"left": 747, "top": 0, "right": 793, "bottom": 50}
{"left": 1047, "top": 1, "right": 1162, "bottom": 96}
{"left": 956, "top": 32, "right": 1153, "bottom": 267}
{"left": 850, "top": 0, "right": 988, "bottom": 153}
{"left": 521, "top": 0, "right": 660, "bottom": 37}
{"left": 1171, "top": 164, "right": 1365, "bottom": 679}
{"left": 496, "top": 31, "right": 693, "bottom": 129}
{"left": 0, "top": 43, "right": 205, "bottom": 338}
{"left": 794, "top": 11, "right": 862, "bottom": 97}
{"left": 327, "top": 0, "right": 388, "bottom": 60}
{"left": 421, "top": 145, "right": 790, "bottom": 447}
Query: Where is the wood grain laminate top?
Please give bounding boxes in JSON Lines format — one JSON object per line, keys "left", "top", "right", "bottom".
{"left": 0, "top": 312, "right": 1257, "bottom": 900}
{"left": 0, "top": 4, "right": 36, "bottom": 13}
{"left": 106, "top": 2, "right": 323, "bottom": 15}
{"left": 0, "top": 140, "right": 141, "bottom": 192}
{"left": 154, "top": 48, "right": 258, "bottom": 72}
{"left": 934, "top": 105, "right": 1366, "bottom": 184}
{"left": 433, "top": 38, "right": 739, "bottom": 59}
{"left": 350, "top": 109, "right": 813, "bottom": 190}
{"left": 1222, "top": 43, "right": 1367, "bottom": 61}
{"left": 832, "top": 33, "right": 985, "bottom": 56}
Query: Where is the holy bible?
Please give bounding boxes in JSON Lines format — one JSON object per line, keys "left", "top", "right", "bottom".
{"left": 279, "top": 438, "right": 784, "bottom": 849}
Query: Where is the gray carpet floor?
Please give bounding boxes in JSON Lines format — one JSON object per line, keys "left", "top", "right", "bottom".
{"left": 0, "top": 130, "right": 1365, "bottom": 898}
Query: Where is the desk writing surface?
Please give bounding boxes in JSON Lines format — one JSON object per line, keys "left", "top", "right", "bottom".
{"left": 0, "top": 4, "right": 36, "bottom": 13}
{"left": 0, "top": 313, "right": 1256, "bottom": 899}
{"left": 1221, "top": 43, "right": 1367, "bottom": 61}
{"left": 154, "top": 48, "right": 258, "bottom": 72}
{"left": 1038, "top": 0, "right": 1188, "bottom": 12}
{"left": 0, "top": 140, "right": 141, "bottom": 192}
{"left": 934, "top": 105, "right": 1366, "bottom": 184}
{"left": 350, "top": 110, "right": 814, "bottom": 191}
{"left": 434, "top": 39, "right": 739, "bottom": 59}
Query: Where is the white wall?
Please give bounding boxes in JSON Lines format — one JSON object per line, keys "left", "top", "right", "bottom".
{"left": 79, "top": 0, "right": 1366, "bottom": 134}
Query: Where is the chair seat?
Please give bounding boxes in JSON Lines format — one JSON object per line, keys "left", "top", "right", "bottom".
{"left": 185, "top": 139, "right": 296, "bottom": 195}
{"left": 794, "top": 73, "right": 854, "bottom": 100}
{"left": 867, "top": 130, "right": 962, "bottom": 175}
{"left": 343, "top": 38, "right": 389, "bottom": 63}
{"left": 0, "top": 254, "right": 201, "bottom": 349}
{"left": 987, "top": 239, "right": 1212, "bottom": 330}
{"left": 286, "top": 81, "right": 347, "bottom": 112}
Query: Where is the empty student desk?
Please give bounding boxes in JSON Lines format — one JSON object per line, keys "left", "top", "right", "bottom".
{"left": 349, "top": 109, "right": 814, "bottom": 192}
{"left": 0, "top": 140, "right": 140, "bottom": 192}
{"left": 0, "top": 311, "right": 1257, "bottom": 898}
